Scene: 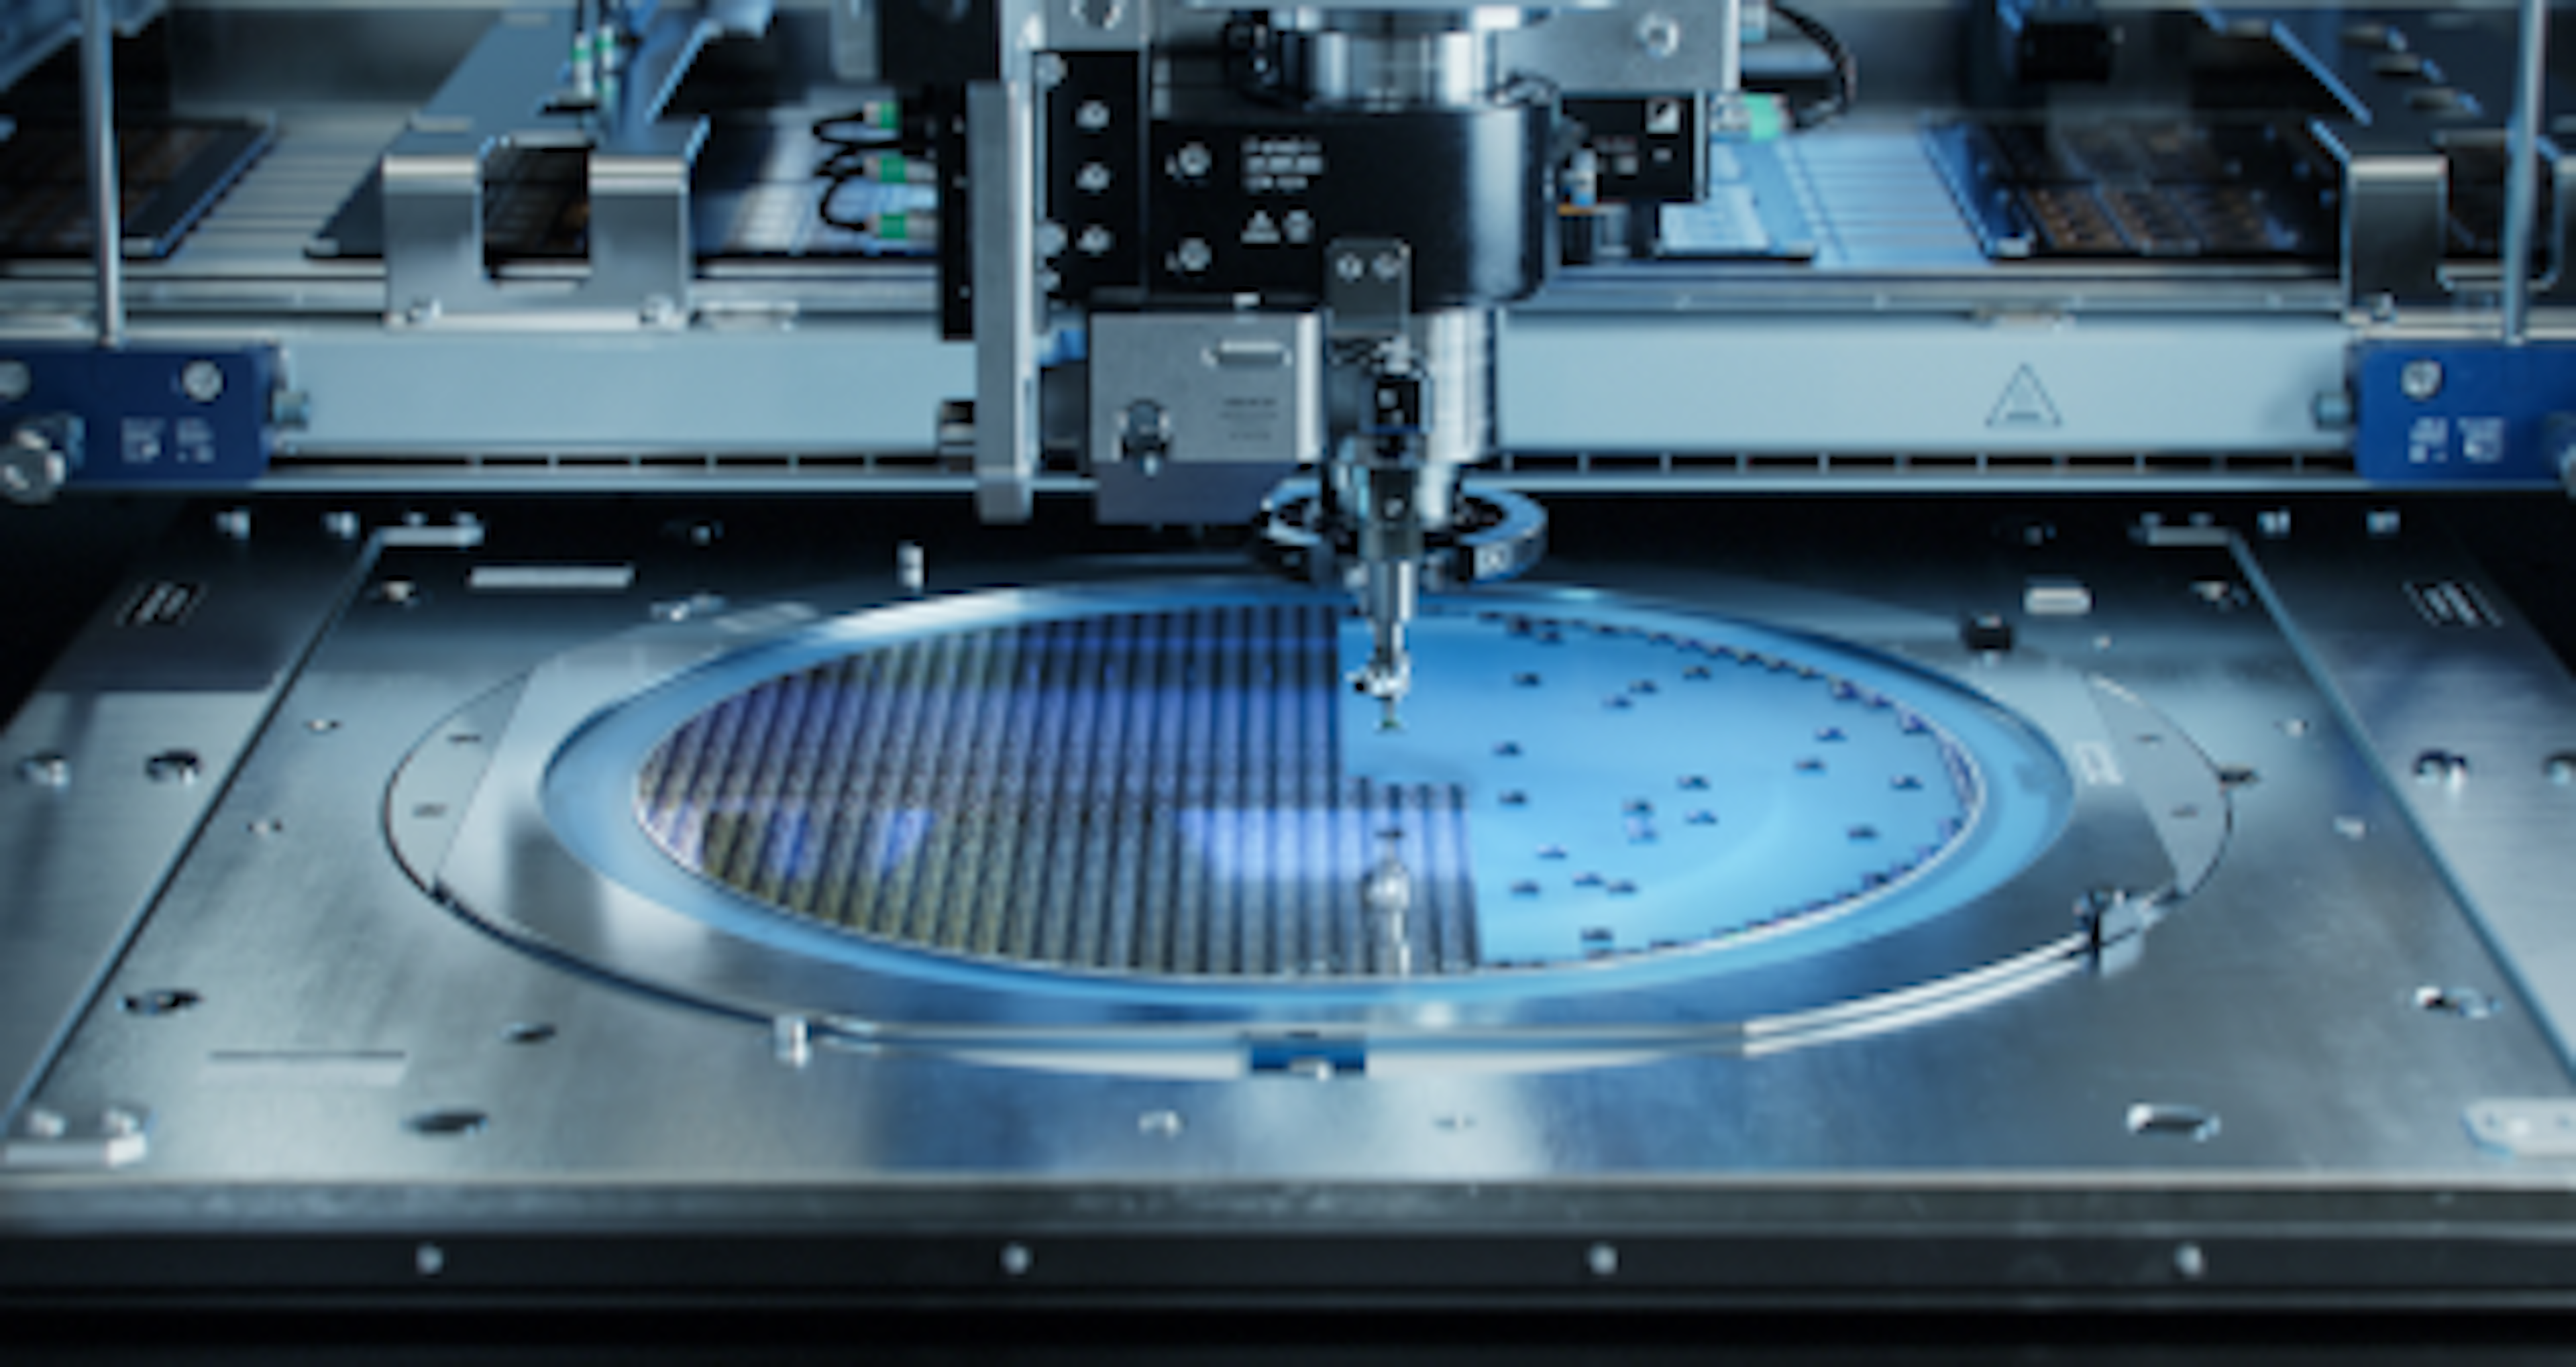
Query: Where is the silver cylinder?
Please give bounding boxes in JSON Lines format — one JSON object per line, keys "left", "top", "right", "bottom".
{"left": 80, "top": 0, "right": 123, "bottom": 349}
{"left": 1297, "top": 25, "right": 1492, "bottom": 109}
{"left": 2500, "top": 0, "right": 2550, "bottom": 345}
{"left": 1413, "top": 307, "right": 1494, "bottom": 480}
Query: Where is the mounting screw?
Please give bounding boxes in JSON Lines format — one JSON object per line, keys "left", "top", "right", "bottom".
{"left": 1635, "top": 11, "right": 1683, "bottom": 57}
{"left": 1076, "top": 162, "right": 1113, "bottom": 194}
{"left": 2400, "top": 358, "right": 2445, "bottom": 401}
{"left": 179, "top": 360, "right": 225, "bottom": 404}
{"left": 1078, "top": 225, "right": 1115, "bottom": 256}
{"left": 1173, "top": 237, "right": 1213, "bottom": 275}
{"left": 17, "top": 753, "right": 69, "bottom": 787}
{"left": 2174, "top": 1242, "right": 2208, "bottom": 1280}
{"left": 322, "top": 510, "right": 362, "bottom": 541}
{"left": 21, "top": 1107, "right": 66, "bottom": 1140}
{"left": 1075, "top": 100, "right": 1112, "bottom": 132}
{"left": 1172, "top": 142, "right": 1213, "bottom": 180}
{"left": 1000, "top": 1242, "right": 1034, "bottom": 1276}
{"left": 213, "top": 507, "right": 252, "bottom": 541}
{"left": 4, "top": 416, "right": 79, "bottom": 505}
{"left": 1586, "top": 1242, "right": 1620, "bottom": 1277}
{"left": 0, "top": 360, "right": 29, "bottom": 402}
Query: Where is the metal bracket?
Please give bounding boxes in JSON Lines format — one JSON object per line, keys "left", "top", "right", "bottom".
{"left": 2329, "top": 128, "right": 2575, "bottom": 314}
{"left": 2, "top": 1102, "right": 150, "bottom": 1170}
{"left": 2466, "top": 1098, "right": 2576, "bottom": 1158}
{"left": 1326, "top": 237, "right": 1411, "bottom": 340}
{"left": 380, "top": 9, "right": 712, "bottom": 326}
{"left": 2077, "top": 887, "right": 2155, "bottom": 975}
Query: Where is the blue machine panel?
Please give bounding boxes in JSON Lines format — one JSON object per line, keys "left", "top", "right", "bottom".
{"left": 2355, "top": 340, "right": 2576, "bottom": 487}
{"left": 0, "top": 345, "right": 276, "bottom": 488}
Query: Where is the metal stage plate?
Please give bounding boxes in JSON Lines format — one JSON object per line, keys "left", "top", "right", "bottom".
{"left": 8, "top": 499, "right": 2576, "bottom": 1310}
{"left": 8, "top": 499, "right": 2565, "bottom": 1165}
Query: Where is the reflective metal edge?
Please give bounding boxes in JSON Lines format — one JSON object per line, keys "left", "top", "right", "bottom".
{"left": 0, "top": 512, "right": 378, "bottom": 1125}
{"left": 2239, "top": 512, "right": 2576, "bottom": 1075}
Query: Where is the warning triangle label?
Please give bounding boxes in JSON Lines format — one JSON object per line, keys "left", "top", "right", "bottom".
{"left": 1988, "top": 365, "right": 2062, "bottom": 429}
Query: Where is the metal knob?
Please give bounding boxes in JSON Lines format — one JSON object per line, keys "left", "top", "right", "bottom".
{"left": 3, "top": 415, "right": 82, "bottom": 505}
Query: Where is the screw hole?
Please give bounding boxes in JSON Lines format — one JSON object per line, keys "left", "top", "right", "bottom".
{"left": 2414, "top": 985, "right": 2500, "bottom": 1019}
{"left": 407, "top": 1108, "right": 489, "bottom": 1138}
{"left": 2126, "top": 1102, "right": 2220, "bottom": 1142}
{"left": 121, "top": 988, "right": 201, "bottom": 1017}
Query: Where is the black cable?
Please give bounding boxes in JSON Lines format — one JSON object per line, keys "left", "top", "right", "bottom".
{"left": 1768, "top": 1, "right": 1859, "bottom": 129}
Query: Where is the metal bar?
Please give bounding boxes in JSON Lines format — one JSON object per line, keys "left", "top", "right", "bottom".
{"left": 2501, "top": 0, "right": 2551, "bottom": 343}
{"left": 78, "top": 0, "right": 122, "bottom": 349}
{"left": 968, "top": 80, "right": 1038, "bottom": 522}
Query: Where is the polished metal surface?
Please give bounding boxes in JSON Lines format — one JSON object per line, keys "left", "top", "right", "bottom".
{"left": 2247, "top": 510, "right": 2576, "bottom": 1071}
{"left": 0, "top": 514, "right": 374, "bottom": 1122}
{"left": 1, "top": 505, "right": 2563, "bottom": 1188}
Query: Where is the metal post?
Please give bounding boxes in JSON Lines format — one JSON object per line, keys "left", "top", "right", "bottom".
{"left": 968, "top": 80, "right": 1037, "bottom": 522}
{"left": 79, "top": 0, "right": 123, "bottom": 349}
{"left": 2501, "top": 0, "right": 2551, "bottom": 344}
